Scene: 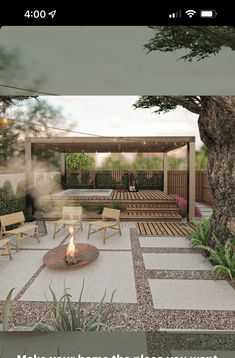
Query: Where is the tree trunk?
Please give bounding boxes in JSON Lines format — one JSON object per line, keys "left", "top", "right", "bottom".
{"left": 198, "top": 96, "right": 235, "bottom": 244}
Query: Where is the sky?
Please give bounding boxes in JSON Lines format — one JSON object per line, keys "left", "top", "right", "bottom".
{"left": 42, "top": 96, "right": 201, "bottom": 163}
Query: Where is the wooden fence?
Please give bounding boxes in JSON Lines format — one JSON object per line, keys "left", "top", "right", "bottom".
{"left": 167, "top": 170, "right": 212, "bottom": 205}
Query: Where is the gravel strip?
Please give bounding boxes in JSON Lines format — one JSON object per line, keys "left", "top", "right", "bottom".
{"left": 147, "top": 269, "right": 217, "bottom": 280}
{"left": 141, "top": 247, "right": 202, "bottom": 254}
{"left": 14, "top": 264, "right": 46, "bottom": 301}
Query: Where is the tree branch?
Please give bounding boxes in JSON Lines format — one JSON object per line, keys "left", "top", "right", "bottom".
{"left": 167, "top": 96, "right": 201, "bottom": 114}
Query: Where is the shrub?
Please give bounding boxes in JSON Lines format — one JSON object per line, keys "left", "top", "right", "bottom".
{"left": 188, "top": 218, "right": 211, "bottom": 247}
{"left": 170, "top": 194, "right": 202, "bottom": 218}
{"left": 202, "top": 238, "right": 235, "bottom": 281}
{"left": 0, "top": 183, "right": 26, "bottom": 217}
{"left": 1, "top": 180, "right": 14, "bottom": 198}
{"left": 94, "top": 203, "right": 105, "bottom": 214}
{"left": 111, "top": 201, "right": 126, "bottom": 212}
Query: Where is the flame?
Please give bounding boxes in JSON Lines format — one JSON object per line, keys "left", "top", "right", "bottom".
{"left": 66, "top": 227, "right": 76, "bottom": 257}
{"left": 69, "top": 226, "right": 74, "bottom": 236}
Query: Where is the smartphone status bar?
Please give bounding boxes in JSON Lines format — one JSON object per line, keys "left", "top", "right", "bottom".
{"left": 0, "top": 6, "right": 233, "bottom": 26}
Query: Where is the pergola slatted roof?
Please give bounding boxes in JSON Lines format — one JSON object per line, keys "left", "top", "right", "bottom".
{"left": 27, "top": 136, "right": 195, "bottom": 153}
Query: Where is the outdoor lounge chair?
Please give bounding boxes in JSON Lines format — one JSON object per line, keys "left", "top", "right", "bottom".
{"left": 87, "top": 207, "right": 121, "bottom": 244}
{"left": 53, "top": 206, "right": 83, "bottom": 239}
{"left": 0, "top": 212, "right": 40, "bottom": 252}
{"left": 0, "top": 238, "right": 12, "bottom": 260}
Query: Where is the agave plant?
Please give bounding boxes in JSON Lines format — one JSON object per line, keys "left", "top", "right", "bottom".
{"left": 202, "top": 238, "right": 235, "bottom": 281}
{"left": 188, "top": 218, "right": 211, "bottom": 248}
{"left": 0, "top": 288, "right": 14, "bottom": 331}
{"left": 49, "top": 280, "right": 116, "bottom": 331}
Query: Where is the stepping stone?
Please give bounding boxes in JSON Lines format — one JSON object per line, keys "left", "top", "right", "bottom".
{"left": 143, "top": 253, "right": 212, "bottom": 271}
{"left": 149, "top": 279, "right": 235, "bottom": 311}
{"left": 139, "top": 236, "right": 191, "bottom": 248}
{"left": 0, "top": 251, "right": 45, "bottom": 300}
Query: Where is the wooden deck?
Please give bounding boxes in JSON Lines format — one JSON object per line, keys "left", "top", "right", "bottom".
{"left": 137, "top": 222, "right": 196, "bottom": 236}
{"left": 40, "top": 190, "right": 182, "bottom": 222}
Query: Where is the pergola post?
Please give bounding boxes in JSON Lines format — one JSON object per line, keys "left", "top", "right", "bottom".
{"left": 25, "top": 139, "right": 34, "bottom": 221}
{"left": 187, "top": 141, "right": 195, "bottom": 221}
{"left": 163, "top": 152, "right": 168, "bottom": 193}
{"left": 61, "top": 153, "right": 66, "bottom": 187}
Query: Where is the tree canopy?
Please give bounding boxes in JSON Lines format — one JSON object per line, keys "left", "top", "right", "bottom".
{"left": 66, "top": 153, "right": 95, "bottom": 171}
{"left": 145, "top": 26, "right": 235, "bottom": 61}
{"left": 0, "top": 98, "right": 66, "bottom": 170}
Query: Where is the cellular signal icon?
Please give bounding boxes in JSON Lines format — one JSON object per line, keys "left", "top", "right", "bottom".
{"left": 169, "top": 10, "right": 182, "bottom": 18}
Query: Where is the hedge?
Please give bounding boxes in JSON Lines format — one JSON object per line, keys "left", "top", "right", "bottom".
{"left": 0, "top": 181, "right": 26, "bottom": 217}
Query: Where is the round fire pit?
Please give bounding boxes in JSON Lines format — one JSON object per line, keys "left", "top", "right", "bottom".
{"left": 43, "top": 244, "right": 99, "bottom": 269}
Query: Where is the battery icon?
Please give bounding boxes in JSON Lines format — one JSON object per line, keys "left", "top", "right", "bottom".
{"left": 200, "top": 9, "right": 217, "bottom": 18}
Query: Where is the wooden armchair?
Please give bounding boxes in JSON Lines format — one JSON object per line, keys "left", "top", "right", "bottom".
{"left": 53, "top": 206, "right": 83, "bottom": 239}
{"left": 87, "top": 207, "right": 121, "bottom": 244}
{"left": 0, "top": 212, "right": 40, "bottom": 252}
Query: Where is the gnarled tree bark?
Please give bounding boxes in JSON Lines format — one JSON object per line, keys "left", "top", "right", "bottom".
{"left": 198, "top": 96, "right": 235, "bottom": 243}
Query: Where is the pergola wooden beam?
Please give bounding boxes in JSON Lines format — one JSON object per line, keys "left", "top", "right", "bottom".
{"left": 163, "top": 152, "right": 168, "bottom": 194}
{"left": 28, "top": 136, "right": 194, "bottom": 153}
{"left": 187, "top": 141, "right": 196, "bottom": 221}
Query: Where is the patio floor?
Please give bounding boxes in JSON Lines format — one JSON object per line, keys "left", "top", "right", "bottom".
{"left": 0, "top": 221, "right": 235, "bottom": 331}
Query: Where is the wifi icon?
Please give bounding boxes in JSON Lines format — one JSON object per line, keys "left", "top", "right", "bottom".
{"left": 185, "top": 9, "right": 196, "bottom": 17}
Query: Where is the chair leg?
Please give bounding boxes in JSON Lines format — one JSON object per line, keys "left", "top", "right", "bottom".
{"left": 118, "top": 221, "right": 121, "bottom": 236}
{"left": 7, "top": 242, "right": 12, "bottom": 260}
{"left": 53, "top": 224, "right": 57, "bottom": 239}
{"left": 87, "top": 224, "right": 91, "bottom": 239}
{"left": 16, "top": 234, "right": 20, "bottom": 252}
{"left": 35, "top": 227, "right": 40, "bottom": 243}
{"left": 103, "top": 228, "right": 106, "bottom": 245}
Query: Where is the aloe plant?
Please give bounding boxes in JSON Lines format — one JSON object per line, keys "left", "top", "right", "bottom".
{"left": 202, "top": 238, "right": 235, "bottom": 281}
{"left": 188, "top": 218, "right": 211, "bottom": 248}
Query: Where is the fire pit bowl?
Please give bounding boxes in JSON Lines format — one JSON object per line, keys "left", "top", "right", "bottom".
{"left": 43, "top": 243, "right": 99, "bottom": 269}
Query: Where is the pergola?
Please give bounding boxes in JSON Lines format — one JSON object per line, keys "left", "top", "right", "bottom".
{"left": 25, "top": 136, "right": 195, "bottom": 221}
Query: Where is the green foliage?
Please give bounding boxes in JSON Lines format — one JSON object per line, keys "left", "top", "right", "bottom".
{"left": 0, "top": 99, "right": 66, "bottom": 169}
{"left": 202, "top": 238, "right": 235, "bottom": 281}
{"left": 0, "top": 288, "right": 15, "bottom": 331}
{"left": 95, "top": 172, "right": 117, "bottom": 189}
{"left": 1, "top": 180, "right": 14, "bottom": 198}
{"left": 111, "top": 201, "right": 126, "bottom": 212}
{"left": 78, "top": 201, "right": 126, "bottom": 213}
{"left": 134, "top": 95, "right": 201, "bottom": 115}
{"left": 137, "top": 172, "right": 163, "bottom": 190}
{"left": 131, "top": 153, "right": 162, "bottom": 170}
{"left": 0, "top": 182, "right": 26, "bottom": 216}
{"left": 189, "top": 219, "right": 211, "bottom": 248}
{"left": 100, "top": 153, "right": 129, "bottom": 170}
{"left": 66, "top": 153, "right": 94, "bottom": 171}
{"left": 145, "top": 26, "right": 235, "bottom": 61}
{"left": 94, "top": 203, "right": 106, "bottom": 214}
{"left": 48, "top": 282, "right": 116, "bottom": 331}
